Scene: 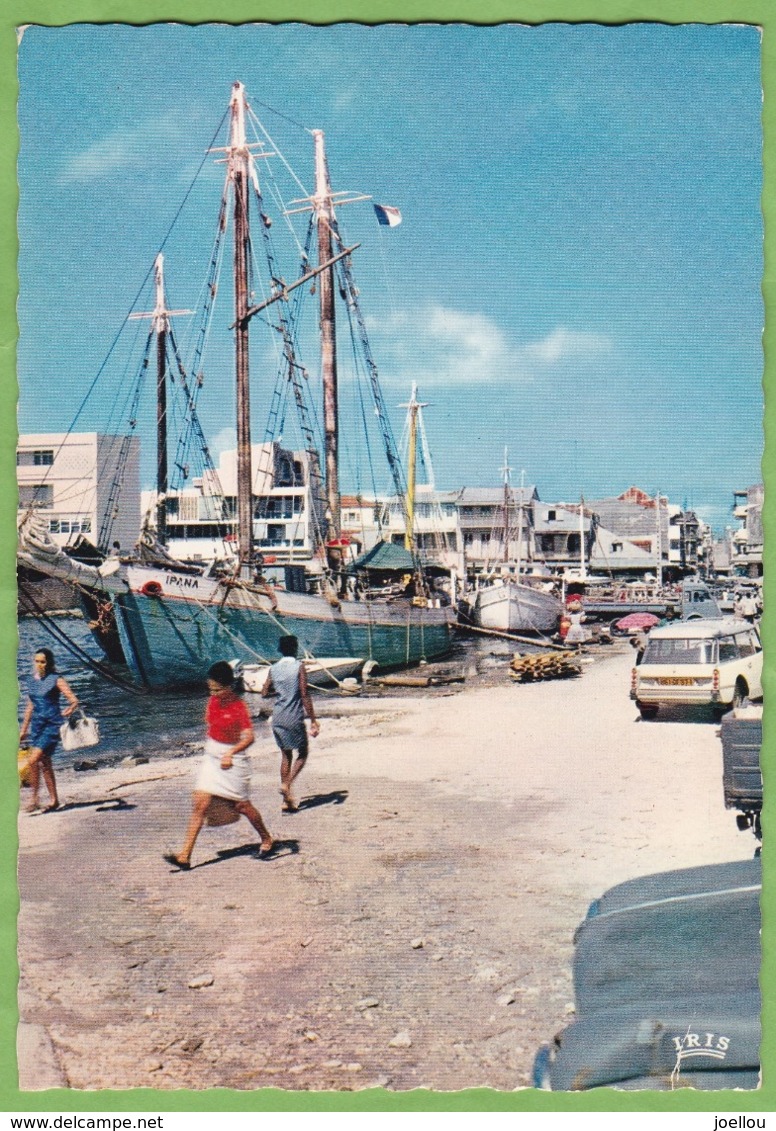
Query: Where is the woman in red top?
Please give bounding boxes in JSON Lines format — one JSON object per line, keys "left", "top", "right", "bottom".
{"left": 164, "top": 662, "right": 273, "bottom": 870}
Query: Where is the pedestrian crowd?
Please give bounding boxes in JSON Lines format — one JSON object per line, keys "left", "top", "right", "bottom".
{"left": 19, "top": 635, "right": 319, "bottom": 871}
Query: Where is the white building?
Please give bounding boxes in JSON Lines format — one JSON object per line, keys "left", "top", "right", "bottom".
{"left": 730, "top": 485, "right": 764, "bottom": 578}
{"left": 379, "top": 486, "right": 460, "bottom": 570}
{"left": 144, "top": 442, "right": 325, "bottom": 565}
{"left": 17, "top": 432, "right": 140, "bottom": 551}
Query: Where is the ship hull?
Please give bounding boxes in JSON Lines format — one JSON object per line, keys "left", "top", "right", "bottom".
{"left": 463, "top": 580, "right": 561, "bottom": 634}
{"left": 114, "top": 567, "right": 453, "bottom": 688}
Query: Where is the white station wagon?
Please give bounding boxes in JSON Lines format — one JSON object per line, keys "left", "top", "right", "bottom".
{"left": 631, "top": 618, "right": 763, "bottom": 719}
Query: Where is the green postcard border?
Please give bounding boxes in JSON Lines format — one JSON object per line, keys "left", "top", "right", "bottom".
{"left": 1, "top": 0, "right": 772, "bottom": 1116}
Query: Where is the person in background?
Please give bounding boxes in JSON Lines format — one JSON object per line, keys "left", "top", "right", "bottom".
{"left": 263, "top": 636, "right": 320, "bottom": 813}
{"left": 164, "top": 661, "right": 273, "bottom": 871}
{"left": 632, "top": 625, "right": 652, "bottom": 664}
{"left": 19, "top": 649, "right": 79, "bottom": 813}
{"left": 564, "top": 602, "right": 587, "bottom": 649}
{"left": 739, "top": 591, "right": 759, "bottom": 623}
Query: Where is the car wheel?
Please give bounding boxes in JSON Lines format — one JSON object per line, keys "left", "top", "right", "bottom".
{"left": 637, "top": 702, "right": 658, "bottom": 719}
{"left": 733, "top": 680, "right": 749, "bottom": 710}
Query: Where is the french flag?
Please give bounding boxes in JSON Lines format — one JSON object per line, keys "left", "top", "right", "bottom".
{"left": 373, "top": 203, "right": 402, "bottom": 228}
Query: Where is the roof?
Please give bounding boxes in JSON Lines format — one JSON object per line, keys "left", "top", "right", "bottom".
{"left": 587, "top": 496, "right": 670, "bottom": 539}
{"left": 534, "top": 504, "right": 591, "bottom": 534}
{"left": 649, "top": 617, "right": 754, "bottom": 640}
{"left": 456, "top": 486, "right": 537, "bottom": 507}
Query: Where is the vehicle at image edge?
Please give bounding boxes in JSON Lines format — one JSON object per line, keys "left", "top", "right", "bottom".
{"left": 630, "top": 618, "right": 762, "bottom": 719}
{"left": 532, "top": 856, "right": 761, "bottom": 1091}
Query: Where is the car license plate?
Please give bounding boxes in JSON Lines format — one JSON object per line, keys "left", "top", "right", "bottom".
{"left": 658, "top": 677, "right": 694, "bottom": 686}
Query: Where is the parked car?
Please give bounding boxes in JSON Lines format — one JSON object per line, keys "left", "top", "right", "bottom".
{"left": 719, "top": 706, "right": 763, "bottom": 842}
{"left": 630, "top": 618, "right": 762, "bottom": 719}
{"left": 532, "top": 857, "right": 761, "bottom": 1091}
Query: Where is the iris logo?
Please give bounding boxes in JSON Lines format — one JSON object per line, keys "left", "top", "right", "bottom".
{"left": 671, "top": 1031, "right": 730, "bottom": 1060}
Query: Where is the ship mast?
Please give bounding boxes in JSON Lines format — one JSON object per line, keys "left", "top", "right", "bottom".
{"left": 153, "top": 258, "right": 169, "bottom": 547}
{"left": 399, "top": 384, "right": 428, "bottom": 552}
{"left": 312, "top": 130, "right": 341, "bottom": 550}
{"left": 654, "top": 490, "right": 663, "bottom": 588}
{"left": 500, "top": 447, "right": 512, "bottom": 565}
{"left": 128, "top": 253, "right": 191, "bottom": 548}
{"left": 230, "top": 81, "right": 253, "bottom": 577}
{"left": 578, "top": 497, "right": 588, "bottom": 581}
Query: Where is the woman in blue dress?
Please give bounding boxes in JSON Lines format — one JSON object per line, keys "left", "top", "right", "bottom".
{"left": 19, "top": 649, "right": 79, "bottom": 812}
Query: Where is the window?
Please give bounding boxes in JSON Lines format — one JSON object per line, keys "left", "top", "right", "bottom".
{"left": 18, "top": 484, "right": 53, "bottom": 508}
{"left": 548, "top": 509, "right": 557, "bottom": 521}
{"left": 736, "top": 633, "right": 758, "bottom": 658}
{"left": 718, "top": 640, "right": 738, "bottom": 663}
{"left": 17, "top": 449, "right": 54, "bottom": 467}
{"left": 48, "top": 519, "right": 60, "bottom": 534}
{"left": 612, "top": 541, "right": 623, "bottom": 552}
{"left": 643, "top": 638, "right": 716, "bottom": 665}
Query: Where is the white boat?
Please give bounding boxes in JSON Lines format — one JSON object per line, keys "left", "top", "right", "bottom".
{"left": 459, "top": 451, "right": 561, "bottom": 635}
{"left": 237, "top": 657, "right": 365, "bottom": 693}
{"left": 464, "top": 575, "right": 561, "bottom": 634}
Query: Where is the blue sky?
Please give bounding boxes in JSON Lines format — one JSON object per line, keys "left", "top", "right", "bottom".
{"left": 17, "top": 22, "right": 763, "bottom": 533}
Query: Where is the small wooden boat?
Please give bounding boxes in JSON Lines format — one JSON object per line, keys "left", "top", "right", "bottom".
{"left": 237, "top": 657, "right": 365, "bottom": 693}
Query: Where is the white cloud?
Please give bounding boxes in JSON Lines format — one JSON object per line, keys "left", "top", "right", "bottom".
{"left": 370, "top": 303, "right": 526, "bottom": 385}
{"left": 524, "top": 326, "right": 614, "bottom": 364}
{"left": 209, "top": 427, "right": 236, "bottom": 461}
{"left": 58, "top": 115, "right": 184, "bottom": 184}
{"left": 368, "top": 305, "right": 614, "bottom": 386}
{"left": 333, "top": 88, "right": 358, "bottom": 111}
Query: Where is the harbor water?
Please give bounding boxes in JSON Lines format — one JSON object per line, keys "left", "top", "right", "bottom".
{"left": 17, "top": 614, "right": 546, "bottom": 771}
{"left": 17, "top": 615, "right": 209, "bottom": 769}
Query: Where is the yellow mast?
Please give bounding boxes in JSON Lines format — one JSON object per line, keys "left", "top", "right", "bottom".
{"left": 399, "top": 384, "right": 428, "bottom": 552}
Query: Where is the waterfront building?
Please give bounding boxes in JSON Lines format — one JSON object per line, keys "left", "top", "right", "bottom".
{"left": 17, "top": 432, "right": 140, "bottom": 551}
{"left": 143, "top": 441, "right": 324, "bottom": 565}
{"left": 379, "top": 486, "right": 459, "bottom": 570}
{"left": 583, "top": 487, "right": 672, "bottom": 579}
{"left": 453, "top": 485, "right": 537, "bottom": 576}
{"left": 533, "top": 501, "right": 594, "bottom": 575}
{"left": 731, "top": 485, "right": 764, "bottom": 578}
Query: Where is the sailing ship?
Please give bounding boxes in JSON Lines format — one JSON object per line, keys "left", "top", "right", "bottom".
{"left": 458, "top": 452, "right": 561, "bottom": 635}
{"left": 19, "top": 81, "right": 453, "bottom": 689}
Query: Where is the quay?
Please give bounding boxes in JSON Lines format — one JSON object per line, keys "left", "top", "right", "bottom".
{"left": 17, "top": 647, "right": 747, "bottom": 1092}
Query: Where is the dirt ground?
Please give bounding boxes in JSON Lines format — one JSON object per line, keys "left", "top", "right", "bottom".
{"left": 17, "top": 646, "right": 750, "bottom": 1093}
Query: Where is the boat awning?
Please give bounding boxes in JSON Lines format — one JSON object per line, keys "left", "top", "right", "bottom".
{"left": 348, "top": 541, "right": 416, "bottom": 574}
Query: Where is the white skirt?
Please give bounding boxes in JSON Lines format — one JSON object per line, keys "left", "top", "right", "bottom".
{"left": 194, "top": 737, "right": 252, "bottom": 801}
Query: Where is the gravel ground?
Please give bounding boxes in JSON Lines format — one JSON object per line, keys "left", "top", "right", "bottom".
{"left": 17, "top": 646, "right": 750, "bottom": 1092}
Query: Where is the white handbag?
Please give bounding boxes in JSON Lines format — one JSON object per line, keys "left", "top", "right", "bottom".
{"left": 60, "top": 709, "right": 100, "bottom": 751}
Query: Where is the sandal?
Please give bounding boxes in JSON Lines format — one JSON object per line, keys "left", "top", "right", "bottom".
{"left": 163, "top": 853, "right": 191, "bottom": 871}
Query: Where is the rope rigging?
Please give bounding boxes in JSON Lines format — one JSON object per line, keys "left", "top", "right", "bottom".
{"left": 98, "top": 326, "right": 155, "bottom": 551}
{"left": 18, "top": 580, "right": 148, "bottom": 695}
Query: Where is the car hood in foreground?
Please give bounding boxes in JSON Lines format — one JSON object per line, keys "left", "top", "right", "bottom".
{"left": 540, "top": 857, "right": 761, "bottom": 1091}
